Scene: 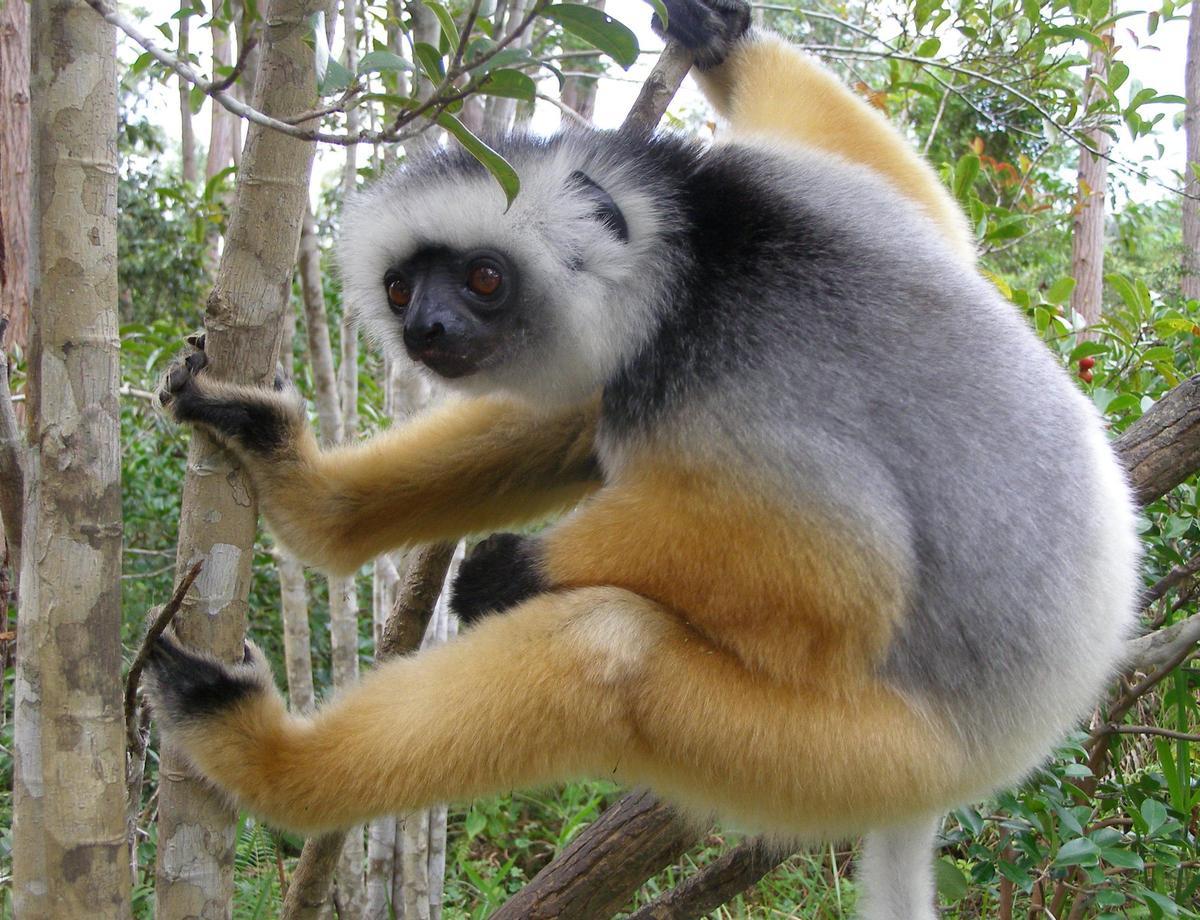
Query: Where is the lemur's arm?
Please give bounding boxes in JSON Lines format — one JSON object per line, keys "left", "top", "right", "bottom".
{"left": 674, "top": 9, "right": 974, "bottom": 261}
{"left": 159, "top": 352, "right": 600, "bottom": 574}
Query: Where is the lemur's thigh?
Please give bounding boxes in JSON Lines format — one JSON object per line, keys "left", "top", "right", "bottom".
{"left": 148, "top": 582, "right": 965, "bottom": 837}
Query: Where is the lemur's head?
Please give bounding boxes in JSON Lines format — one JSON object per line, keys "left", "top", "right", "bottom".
{"left": 340, "top": 131, "right": 684, "bottom": 407}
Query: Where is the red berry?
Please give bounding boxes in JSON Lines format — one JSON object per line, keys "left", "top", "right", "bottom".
{"left": 1079, "top": 369, "right": 1094, "bottom": 383}
{"left": 1078, "top": 356, "right": 1096, "bottom": 371}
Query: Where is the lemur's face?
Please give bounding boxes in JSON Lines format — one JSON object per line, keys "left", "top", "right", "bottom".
{"left": 382, "top": 246, "right": 521, "bottom": 379}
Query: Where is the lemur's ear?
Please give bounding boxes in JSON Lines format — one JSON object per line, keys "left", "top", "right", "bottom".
{"left": 568, "top": 171, "right": 629, "bottom": 242}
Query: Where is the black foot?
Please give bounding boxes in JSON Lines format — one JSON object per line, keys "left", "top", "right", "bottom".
{"left": 450, "top": 533, "right": 547, "bottom": 625}
{"left": 653, "top": 0, "right": 751, "bottom": 69}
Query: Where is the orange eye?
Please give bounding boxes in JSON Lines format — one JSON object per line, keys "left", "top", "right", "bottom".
{"left": 467, "top": 263, "right": 503, "bottom": 297}
{"left": 387, "top": 278, "right": 412, "bottom": 310}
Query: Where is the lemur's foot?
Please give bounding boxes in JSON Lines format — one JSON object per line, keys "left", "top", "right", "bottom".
{"left": 450, "top": 533, "right": 547, "bottom": 625}
{"left": 158, "top": 336, "right": 302, "bottom": 455}
{"left": 653, "top": 0, "right": 751, "bottom": 69}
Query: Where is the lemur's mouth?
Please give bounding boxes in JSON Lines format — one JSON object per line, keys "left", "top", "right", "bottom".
{"left": 414, "top": 348, "right": 478, "bottom": 379}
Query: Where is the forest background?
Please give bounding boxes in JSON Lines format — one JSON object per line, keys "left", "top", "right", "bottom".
{"left": 1, "top": 0, "right": 1200, "bottom": 916}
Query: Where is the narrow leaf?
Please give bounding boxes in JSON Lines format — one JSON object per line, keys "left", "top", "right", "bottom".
{"left": 423, "top": 0, "right": 461, "bottom": 49}
{"left": 415, "top": 41, "right": 447, "bottom": 81}
{"left": 437, "top": 113, "right": 521, "bottom": 208}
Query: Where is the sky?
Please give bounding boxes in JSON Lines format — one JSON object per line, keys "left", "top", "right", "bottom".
{"left": 130, "top": 0, "right": 1194, "bottom": 203}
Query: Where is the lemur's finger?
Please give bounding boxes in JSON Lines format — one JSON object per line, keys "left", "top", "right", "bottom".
{"left": 186, "top": 331, "right": 207, "bottom": 351}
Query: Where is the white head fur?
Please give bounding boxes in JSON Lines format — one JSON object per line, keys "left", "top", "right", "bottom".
{"left": 339, "top": 131, "right": 682, "bottom": 408}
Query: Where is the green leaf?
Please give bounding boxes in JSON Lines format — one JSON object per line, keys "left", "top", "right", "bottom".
{"left": 437, "top": 113, "right": 520, "bottom": 208}
{"left": 423, "top": 0, "right": 460, "bottom": 50}
{"left": 465, "top": 810, "right": 486, "bottom": 837}
{"left": 1106, "top": 273, "right": 1140, "bottom": 312}
{"left": 478, "top": 68, "right": 537, "bottom": 101}
{"left": 1141, "top": 798, "right": 1168, "bottom": 835}
{"left": 357, "top": 50, "right": 413, "bottom": 74}
{"left": 642, "top": 0, "right": 669, "bottom": 27}
{"left": 1100, "top": 845, "right": 1144, "bottom": 870}
{"left": 915, "top": 37, "right": 941, "bottom": 57}
{"left": 935, "top": 858, "right": 969, "bottom": 902}
{"left": 319, "top": 56, "right": 355, "bottom": 95}
{"left": 1068, "top": 341, "right": 1108, "bottom": 361}
{"left": 1108, "top": 61, "right": 1130, "bottom": 91}
{"left": 953, "top": 153, "right": 980, "bottom": 201}
{"left": 1045, "top": 277, "right": 1076, "bottom": 305}
{"left": 414, "top": 41, "right": 446, "bottom": 81}
{"left": 544, "top": 4, "right": 639, "bottom": 68}
{"left": 1055, "top": 836, "right": 1101, "bottom": 867}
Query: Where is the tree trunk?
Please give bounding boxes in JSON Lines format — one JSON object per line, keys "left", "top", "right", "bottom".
{"left": 12, "top": 2, "right": 129, "bottom": 916}
{"left": 0, "top": 0, "right": 31, "bottom": 353}
{"left": 1184, "top": 0, "right": 1200, "bottom": 301}
{"left": 297, "top": 175, "right": 365, "bottom": 917}
{"left": 1068, "top": 34, "right": 1111, "bottom": 330}
{"left": 275, "top": 298, "right": 317, "bottom": 715}
{"left": 178, "top": 0, "right": 197, "bottom": 184}
{"left": 154, "top": 1, "right": 317, "bottom": 915}
{"left": 278, "top": 550, "right": 316, "bottom": 712}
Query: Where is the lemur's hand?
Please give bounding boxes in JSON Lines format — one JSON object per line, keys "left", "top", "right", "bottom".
{"left": 652, "top": 0, "right": 751, "bottom": 69}
{"left": 158, "top": 334, "right": 305, "bottom": 459}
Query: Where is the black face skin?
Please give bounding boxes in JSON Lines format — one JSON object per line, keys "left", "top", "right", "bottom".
{"left": 385, "top": 247, "right": 519, "bottom": 379}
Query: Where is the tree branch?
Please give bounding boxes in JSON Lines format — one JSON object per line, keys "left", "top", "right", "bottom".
{"left": 625, "top": 837, "right": 788, "bottom": 920}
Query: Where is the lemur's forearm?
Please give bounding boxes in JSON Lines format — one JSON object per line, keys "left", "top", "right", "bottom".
{"left": 695, "top": 31, "right": 975, "bottom": 261}
{"left": 252, "top": 397, "right": 600, "bottom": 572}
{"left": 162, "top": 358, "right": 601, "bottom": 573}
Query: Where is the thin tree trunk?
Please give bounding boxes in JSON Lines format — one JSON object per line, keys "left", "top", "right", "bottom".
{"left": 0, "top": 0, "right": 31, "bottom": 353}
{"left": 298, "top": 208, "right": 343, "bottom": 444}
{"left": 279, "top": 550, "right": 316, "bottom": 712}
{"left": 1184, "top": 0, "right": 1200, "bottom": 301}
{"left": 205, "top": 18, "right": 237, "bottom": 264}
{"left": 154, "top": 1, "right": 317, "bottom": 914}
{"left": 178, "top": 0, "right": 197, "bottom": 184}
{"left": 13, "top": 2, "right": 129, "bottom": 915}
{"left": 275, "top": 298, "right": 317, "bottom": 715}
{"left": 1068, "top": 33, "right": 1111, "bottom": 329}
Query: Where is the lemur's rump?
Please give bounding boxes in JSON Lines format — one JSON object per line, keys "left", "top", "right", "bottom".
{"left": 149, "top": 2, "right": 1139, "bottom": 917}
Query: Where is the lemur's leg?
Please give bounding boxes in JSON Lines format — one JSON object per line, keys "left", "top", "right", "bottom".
{"left": 158, "top": 348, "right": 600, "bottom": 574}
{"left": 657, "top": 0, "right": 974, "bottom": 261}
{"left": 856, "top": 817, "right": 942, "bottom": 920}
{"left": 145, "top": 583, "right": 963, "bottom": 838}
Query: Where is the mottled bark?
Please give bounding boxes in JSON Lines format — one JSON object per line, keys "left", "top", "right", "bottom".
{"left": 1184, "top": 0, "right": 1200, "bottom": 301}
{"left": 154, "top": 1, "right": 318, "bottom": 915}
{"left": 13, "top": 2, "right": 129, "bottom": 916}
{"left": 1068, "top": 34, "right": 1110, "bottom": 329}
{"left": 278, "top": 550, "right": 316, "bottom": 712}
{"left": 0, "top": 0, "right": 31, "bottom": 353}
